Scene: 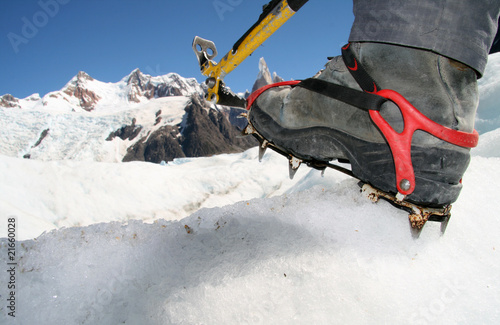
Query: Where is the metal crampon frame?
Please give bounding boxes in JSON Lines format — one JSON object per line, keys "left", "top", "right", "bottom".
{"left": 243, "top": 120, "right": 452, "bottom": 237}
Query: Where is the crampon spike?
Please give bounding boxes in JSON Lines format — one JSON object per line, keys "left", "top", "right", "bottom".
{"left": 259, "top": 140, "right": 268, "bottom": 162}
{"left": 360, "top": 183, "right": 452, "bottom": 237}
{"left": 288, "top": 156, "right": 302, "bottom": 180}
{"left": 289, "top": 165, "right": 298, "bottom": 179}
{"left": 439, "top": 215, "right": 451, "bottom": 234}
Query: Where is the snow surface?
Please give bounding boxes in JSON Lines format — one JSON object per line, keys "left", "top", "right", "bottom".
{"left": 0, "top": 56, "right": 499, "bottom": 324}
{"left": 0, "top": 148, "right": 316, "bottom": 241}
{"left": 0, "top": 147, "right": 499, "bottom": 324}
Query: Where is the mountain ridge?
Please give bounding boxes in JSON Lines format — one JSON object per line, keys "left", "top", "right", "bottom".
{"left": 0, "top": 67, "right": 262, "bottom": 162}
{"left": 0, "top": 57, "right": 281, "bottom": 112}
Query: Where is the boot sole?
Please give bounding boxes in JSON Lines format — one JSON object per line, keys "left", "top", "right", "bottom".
{"left": 249, "top": 103, "right": 470, "bottom": 207}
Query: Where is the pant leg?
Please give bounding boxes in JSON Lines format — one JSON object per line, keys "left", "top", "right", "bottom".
{"left": 348, "top": 0, "right": 500, "bottom": 76}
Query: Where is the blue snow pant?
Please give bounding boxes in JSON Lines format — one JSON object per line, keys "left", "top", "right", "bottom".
{"left": 348, "top": 0, "right": 500, "bottom": 77}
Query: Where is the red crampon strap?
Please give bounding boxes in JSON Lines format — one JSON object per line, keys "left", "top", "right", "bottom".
{"left": 370, "top": 89, "right": 479, "bottom": 196}
{"left": 246, "top": 80, "right": 301, "bottom": 110}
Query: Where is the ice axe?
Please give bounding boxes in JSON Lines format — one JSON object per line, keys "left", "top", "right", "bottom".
{"left": 192, "top": 0, "right": 309, "bottom": 104}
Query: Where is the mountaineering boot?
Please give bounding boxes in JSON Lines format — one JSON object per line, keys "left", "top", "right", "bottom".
{"left": 247, "top": 42, "right": 479, "bottom": 207}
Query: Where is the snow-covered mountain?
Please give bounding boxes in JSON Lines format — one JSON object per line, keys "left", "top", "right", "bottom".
{"left": 0, "top": 69, "right": 204, "bottom": 112}
{"left": 0, "top": 69, "right": 256, "bottom": 162}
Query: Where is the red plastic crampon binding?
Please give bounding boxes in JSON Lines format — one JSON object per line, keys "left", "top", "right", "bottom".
{"left": 370, "top": 89, "right": 479, "bottom": 196}
{"left": 246, "top": 79, "right": 479, "bottom": 199}
{"left": 246, "top": 80, "right": 301, "bottom": 110}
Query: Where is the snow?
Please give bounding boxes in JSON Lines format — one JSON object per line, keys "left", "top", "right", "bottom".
{"left": 0, "top": 148, "right": 313, "bottom": 241}
{"left": 0, "top": 57, "right": 499, "bottom": 324}
{"left": 476, "top": 52, "right": 500, "bottom": 133}
{"left": 0, "top": 69, "right": 214, "bottom": 163}
{"left": 17, "top": 94, "right": 41, "bottom": 110}
{"left": 7, "top": 70, "right": 204, "bottom": 115}
{"left": 0, "top": 147, "right": 499, "bottom": 324}
{"left": 0, "top": 96, "right": 190, "bottom": 161}
{"left": 472, "top": 128, "right": 500, "bottom": 158}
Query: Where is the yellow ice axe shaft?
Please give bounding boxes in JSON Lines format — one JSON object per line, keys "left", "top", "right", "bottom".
{"left": 192, "top": 0, "right": 308, "bottom": 103}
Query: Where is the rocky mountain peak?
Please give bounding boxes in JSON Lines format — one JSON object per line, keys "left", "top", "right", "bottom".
{"left": 63, "top": 71, "right": 100, "bottom": 111}
{"left": 0, "top": 94, "right": 21, "bottom": 108}
{"left": 272, "top": 71, "right": 284, "bottom": 83}
{"left": 0, "top": 93, "right": 42, "bottom": 109}
{"left": 126, "top": 70, "right": 204, "bottom": 103}
{"left": 122, "top": 94, "right": 256, "bottom": 163}
{"left": 126, "top": 68, "right": 149, "bottom": 87}
{"left": 251, "top": 58, "right": 273, "bottom": 93}
{"left": 76, "top": 71, "right": 94, "bottom": 82}
{"left": 126, "top": 68, "right": 154, "bottom": 103}
{"left": 251, "top": 58, "right": 283, "bottom": 93}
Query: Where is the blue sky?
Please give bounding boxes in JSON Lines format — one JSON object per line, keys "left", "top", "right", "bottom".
{"left": 1, "top": 0, "right": 354, "bottom": 98}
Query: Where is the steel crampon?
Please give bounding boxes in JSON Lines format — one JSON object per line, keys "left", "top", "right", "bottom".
{"left": 243, "top": 120, "right": 452, "bottom": 237}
